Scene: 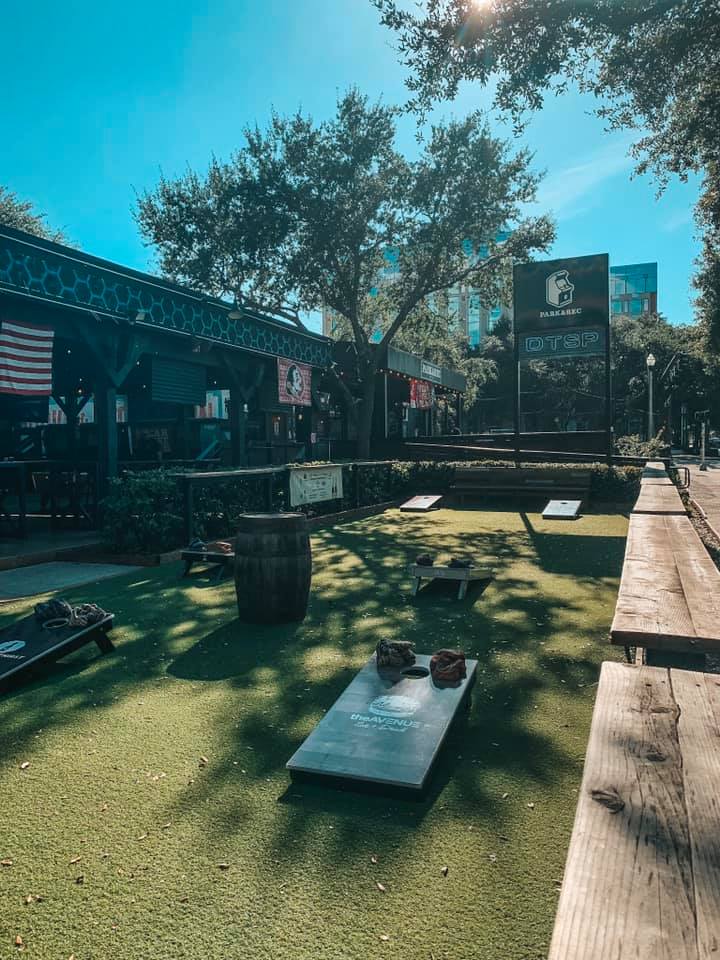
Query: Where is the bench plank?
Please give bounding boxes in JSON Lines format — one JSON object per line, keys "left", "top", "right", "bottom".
{"left": 611, "top": 515, "right": 720, "bottom": 652}
{"left": 633, "top": 483, "right": 686, "bottom": 515}
{"left": 670, "top": 670, "right": 720, "bottom": 958}
{"left": 549, "top": 661, "right": 697, "bottom": 960}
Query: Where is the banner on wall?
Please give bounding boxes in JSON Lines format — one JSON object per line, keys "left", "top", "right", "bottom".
{"left": 289, "top": 465, "right": 343, "bottom": 506}
{"left": 278, "top": 358, "right": 312, "bottom": 406}
{"left": 409, "top": 379, "right": 433, "bottom": 410}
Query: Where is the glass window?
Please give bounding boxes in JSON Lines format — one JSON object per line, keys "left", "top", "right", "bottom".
{"left": 612, "top": 278, "right": 626, "bottom": 295}
{"left": 642, "top": 297, "right": 650, "bottom": 312}
{"left": 630, "top": 298, "right": 643, "bottom": 315}
{"left": 612, "top": 300, "right": 623, "bottom": 314}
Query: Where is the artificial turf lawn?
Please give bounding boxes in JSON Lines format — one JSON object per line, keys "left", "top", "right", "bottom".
{"left": 0, "top": 506, "right": 627, "bottom": 960}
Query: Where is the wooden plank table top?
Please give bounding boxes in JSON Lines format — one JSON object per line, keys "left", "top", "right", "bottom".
{"left": 633, "top": 482, "right": 686, "bottom": 515}
{"left": 641, "top": 476, "right": 674, "bottom": 486}
{"left": 286, "top": 653, "right": 477, "bottom": 793}
{"left": 642, "top": 460, "right": 669, "bottom": 478}
{"left": 611, "top": 513, "right": 720, "bottom": 653}
{"left": 549, "top": 660, "right": 720, "bottom": 960}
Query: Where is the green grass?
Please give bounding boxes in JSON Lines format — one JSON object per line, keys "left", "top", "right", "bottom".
{"left": 0, "top": 506, "right": 627, "bottom": 960}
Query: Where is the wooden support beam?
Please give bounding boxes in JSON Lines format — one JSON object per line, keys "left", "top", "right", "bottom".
{"left": 94, "top": 382, "right": 118, "bottom": 481}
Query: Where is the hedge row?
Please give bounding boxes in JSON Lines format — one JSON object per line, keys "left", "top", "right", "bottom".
{"left": 101, "top": 461, "right": 641, "bottom": 555}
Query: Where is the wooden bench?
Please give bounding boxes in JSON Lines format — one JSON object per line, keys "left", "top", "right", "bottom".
{"left": 451, "top": 467, "right": 592, "bottom": 505}
{"left": 610, "top": 512, "right": 720, "bottom": 655}
{"left": 549, "top": 660, "right": 720, "bottom": 960}
{"left": 632, "top": 482, "right": 686, "bottom": 515}
{"left": 181, "top": 549, "right": 235, "bottom": 583}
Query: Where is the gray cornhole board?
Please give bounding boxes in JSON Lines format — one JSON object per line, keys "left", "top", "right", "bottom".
{"left": 400, "top": 494, "right": 443, "bottom": 513}
{"left": 286, "top": 653, "right": 477, "bottom": 794}
{"left": 542, "top": 499, "right": 582, "bottom": 520}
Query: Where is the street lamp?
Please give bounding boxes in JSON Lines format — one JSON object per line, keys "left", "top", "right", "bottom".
{"left": 646, "top": 353, "right": 656, "bottom": 439}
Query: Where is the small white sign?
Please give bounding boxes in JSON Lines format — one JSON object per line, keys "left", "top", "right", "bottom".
{"left": 289, "top": 465, "right": 343, "bottom": 506}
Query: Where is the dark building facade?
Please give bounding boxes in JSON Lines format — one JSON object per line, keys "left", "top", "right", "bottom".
{"left": 0, "top": 226, "right": 332, "bottom": 484}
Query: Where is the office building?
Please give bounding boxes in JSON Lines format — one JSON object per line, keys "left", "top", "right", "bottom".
{"left": 610, "top": 262, "right": 658, "bottom": 317}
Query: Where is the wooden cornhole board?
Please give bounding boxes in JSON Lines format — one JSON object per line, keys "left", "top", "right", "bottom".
{"left": 408, "top": 563, "right": 495, "bottom": 600}
{"left": 542, "top": 499, "right": 582, "bottom": 520}
{"left": 0, "top": 613, "right": 114, "bottom": 694}
{"left": 286, "top": 653, "right": 477, "bottom": 795}
{"left": 181, "top": 549, "right": 235, "bottom": 582}
{"left": 399, "top": 494, "right": 443, "bottom": 513}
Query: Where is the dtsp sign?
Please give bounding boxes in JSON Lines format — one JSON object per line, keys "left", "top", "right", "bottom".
{"left": 513, "top": 254, "right": 609, "bottom": 360}
{"left": 518, "top": 326, "right": 606, "bottom": 360}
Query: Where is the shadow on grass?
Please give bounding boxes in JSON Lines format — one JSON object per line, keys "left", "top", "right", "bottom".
{"left": 0, "top": 508, "right": 627, "bottom": 879}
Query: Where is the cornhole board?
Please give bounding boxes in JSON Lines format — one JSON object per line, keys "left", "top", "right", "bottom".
{"left": 408, "top": 563, "right": 495, "bottom": 600}
{"left": 399, "top": 494, "right": 443, "bottom": 513}
{"left": 0, "top": 613, "right": 114, "bottom": 694}
{"left": 181, "top": 549, "right": 235, "bottom": 582}
{"left": 542, "top": 499, "right": 582, "bottom": 520}
{"left": 286, "top": 653, "right": 477, "bottom": 795}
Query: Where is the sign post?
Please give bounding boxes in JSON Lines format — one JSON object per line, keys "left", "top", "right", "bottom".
{"left": 512, "top": 254, "right": 611, "bottom": 456}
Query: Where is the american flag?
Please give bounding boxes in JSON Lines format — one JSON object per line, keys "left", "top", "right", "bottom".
{"left": 0, "top": 321, "right": 55, "bottom": 396}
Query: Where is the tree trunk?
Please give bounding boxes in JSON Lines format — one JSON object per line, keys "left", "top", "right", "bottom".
{"left": 355, "top": 370, "right": 377, "bottom": 460}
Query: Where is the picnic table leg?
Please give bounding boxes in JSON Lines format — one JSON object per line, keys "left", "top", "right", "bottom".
{"left": 94, "top": 629, "right": 115, "bottom": 654}
{"left": 457, "top": 579, "right": 468, "bottom": 601}
{"left": 411, "top": 577, "right": 422, "bottom": 597}
{"left": 212, "top": 562, "right": 226, "bottom": 584}
{"left": 182, "top": 558, "right": 194, "bottom": 577}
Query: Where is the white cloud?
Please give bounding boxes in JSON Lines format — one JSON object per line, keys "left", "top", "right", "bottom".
{"left": 530, "top": 138, "right": 635, "bottom": 222}
{"left": 661, "top": 208, "right": 693, "bottom": 232}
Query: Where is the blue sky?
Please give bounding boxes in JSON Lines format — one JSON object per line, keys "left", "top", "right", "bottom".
{"left": 3, "top": 0, "right": 701, "bottom": 330}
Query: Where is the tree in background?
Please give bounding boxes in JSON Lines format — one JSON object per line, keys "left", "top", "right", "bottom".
{"left": 137, "top": 90, "right": 553, "bottom": 456}
{"left": 0, "top": 186, "right": 66, "bottom": 242}
{"left": 375, "top": 0, "right": 720, "bottom": 343}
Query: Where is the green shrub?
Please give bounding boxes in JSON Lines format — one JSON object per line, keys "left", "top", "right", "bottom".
{"left": 101, "top": 459, "right": 641, "bottom": 554}
{"left": 101, "top": 471, "right": 184, "bottom": 554}
{"left": 615, "top": 432, "right": 668, "bottom": 458}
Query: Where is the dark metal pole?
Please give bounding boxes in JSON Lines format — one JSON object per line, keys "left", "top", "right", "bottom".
{"left": 513, "top": 335, "right": 521, "bottom": 466}
{"left": 605, "top": 316, "right": 613, "bottom": 466}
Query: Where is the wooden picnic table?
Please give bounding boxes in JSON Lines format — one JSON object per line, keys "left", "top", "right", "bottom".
{"left": 549, "top": 660, "right": 720, "bottom": 960}
{"left": 611, "top": 513, "right": 720, "bottom": 655}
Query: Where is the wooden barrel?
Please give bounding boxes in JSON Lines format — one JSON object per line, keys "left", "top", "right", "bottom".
{"left": 234, "top": 513, "right": 312, "bottom": 624}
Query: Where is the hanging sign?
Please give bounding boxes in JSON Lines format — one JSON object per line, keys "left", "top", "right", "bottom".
{"left": 289, "top": 464, "right": 344, "bottom": 506}
{"left": 420, "top": 360, "right": 442, "bottom": 383}
{"left": 410, "top": 380, "right": 433, "bottom": 410}
{"left": 278, "top": 358, "right": 312, "bottom": 406}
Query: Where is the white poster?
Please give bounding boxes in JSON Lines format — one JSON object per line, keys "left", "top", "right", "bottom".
{"left": 289, "top": 465, "right": 344, "bottom": 506}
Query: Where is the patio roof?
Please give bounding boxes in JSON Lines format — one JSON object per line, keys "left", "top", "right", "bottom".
{"left": 0, "top": 225, "right": 331, "bottom": 367}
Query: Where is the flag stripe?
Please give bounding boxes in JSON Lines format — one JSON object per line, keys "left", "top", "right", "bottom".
{"left": 0, "top": 321, "right": 54, "bottom": 395}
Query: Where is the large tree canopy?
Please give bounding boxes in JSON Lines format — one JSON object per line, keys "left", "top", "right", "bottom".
{"left": 137, "top": 89, "right": 553, "bottom": 455}
{"left": 376, "top": 0, "right": 720, "bottom": 339}
{"left": 0, "top": 186, "right": 66, "bottom": 242}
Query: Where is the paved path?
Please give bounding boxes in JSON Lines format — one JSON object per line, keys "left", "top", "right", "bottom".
{"left": 0, "top": 561, "right": 143, "bottom": 602}
{"left": 675, "top": 456, "right": 720, "bottom": 538}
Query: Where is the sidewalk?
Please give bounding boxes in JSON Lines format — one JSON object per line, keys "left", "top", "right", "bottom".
{"left": 676, "top": 457, "right": 720, "bottom": 539}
